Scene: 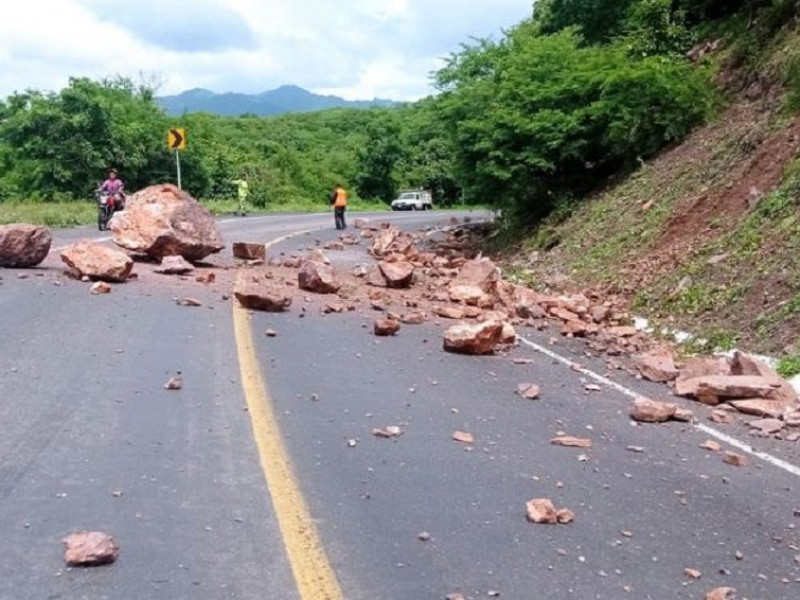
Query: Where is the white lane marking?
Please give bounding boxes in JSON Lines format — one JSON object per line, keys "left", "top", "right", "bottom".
{"left": 517, "top": 335, "right": 800, "bottom": 479}
{"left": 50, "top": 235, "right": 112, "bottom": 253}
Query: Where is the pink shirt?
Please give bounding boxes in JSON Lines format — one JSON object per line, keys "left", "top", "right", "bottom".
{"left": 100, "top": 178, "right": 124, "bottom": 194}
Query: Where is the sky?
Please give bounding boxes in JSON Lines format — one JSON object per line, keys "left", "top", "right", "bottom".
{"left": 0, "top": 0, "right": 534, "bottom": 101}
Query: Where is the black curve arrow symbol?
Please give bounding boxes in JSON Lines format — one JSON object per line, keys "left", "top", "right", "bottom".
{"left": 170, "top": 128, "right": 184, "bottom": 149}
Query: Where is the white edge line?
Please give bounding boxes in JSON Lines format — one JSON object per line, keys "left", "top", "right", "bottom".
{"left": 518, "top": 335, "right": 800, "bottom": 479}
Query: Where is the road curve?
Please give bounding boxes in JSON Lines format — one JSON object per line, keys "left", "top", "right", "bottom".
{"left": 1, "top": 209, "right": 799, "bottom": 600}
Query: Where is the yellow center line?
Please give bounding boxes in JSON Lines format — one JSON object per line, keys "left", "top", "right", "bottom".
{"left": 233, "top": 293, "right": 343, "bottom": 600}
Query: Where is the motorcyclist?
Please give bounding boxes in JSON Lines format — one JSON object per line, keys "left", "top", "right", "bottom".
{"left": 98, "top": 168, "right": 125, "bottom": 209}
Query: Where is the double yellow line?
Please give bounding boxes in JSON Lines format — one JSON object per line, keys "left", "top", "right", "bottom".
{"left": 232, "top": 228, "right": 342, "bottom": 600}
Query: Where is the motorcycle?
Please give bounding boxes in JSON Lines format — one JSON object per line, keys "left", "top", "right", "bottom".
{"left": 96, "top": 190, "right": 124, "bottom": 231}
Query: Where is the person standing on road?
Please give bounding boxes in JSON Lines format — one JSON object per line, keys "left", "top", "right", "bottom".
{"left": 329, "top": 183, "right": 348, "bottom": 230}
{"left": 233, "top": 177, "right": 249, "bottom": 216}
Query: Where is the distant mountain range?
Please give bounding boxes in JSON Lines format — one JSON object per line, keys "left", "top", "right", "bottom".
{"left": 157, "top": 85, "right": 397, "bottom": 117}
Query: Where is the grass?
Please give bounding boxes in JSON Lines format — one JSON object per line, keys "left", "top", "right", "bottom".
{"left": 1, "top": 197, "right": 471, "bottom": 229}
{"left": 778, "top": 354, "right": 800, "bottom": 378}
{"left": 0, "top": 201, "right": 96, "bottom": 228}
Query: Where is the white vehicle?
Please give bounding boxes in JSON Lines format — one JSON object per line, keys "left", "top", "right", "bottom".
{"left": 391, "top": 190, "right": 433, "bottom": 211}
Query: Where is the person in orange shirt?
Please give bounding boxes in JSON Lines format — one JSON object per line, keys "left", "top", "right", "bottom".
{"left": 329, "top": 183, "right": 348, "bottom": 230}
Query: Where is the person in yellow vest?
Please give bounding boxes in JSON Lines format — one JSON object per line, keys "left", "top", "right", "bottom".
{"left": 233, "top": 178, "right": 249, "bottom": 215}
{"left": 329, "top": 183, "right": 348, "bottom": 230}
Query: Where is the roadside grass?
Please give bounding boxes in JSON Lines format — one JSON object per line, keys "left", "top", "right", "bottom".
{"left": 0, "top": 201, "right": 96, "bottom": 228}
{"left": 1, "top": 197, "right": 477, "bottom": 229}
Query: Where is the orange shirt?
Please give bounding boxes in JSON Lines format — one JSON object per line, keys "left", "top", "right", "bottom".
{"left": 334, "top": 187, "right": 347, "bottom": 208}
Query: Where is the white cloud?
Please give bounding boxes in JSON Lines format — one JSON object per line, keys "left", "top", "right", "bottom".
{"left": 0, "top": 0, "right": 533, "bottom": 101}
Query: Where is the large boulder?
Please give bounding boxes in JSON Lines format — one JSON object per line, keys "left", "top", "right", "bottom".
{"left": 110, "top": 184, "right": 224, "bottom": 262}
{"left": 730, "top": 351, "right": 798, "bottom": 410}
{"left": 0, "top": 224, "right": 52, "bottom": 267}
{"left": 443, "top": 320, "right": 504, "bottom": 355}
{"left": 675, "top": 375, "right": 783, "bottom": 403}
{"left": 232, "top": 242, "right": 266, "bottom": 261}
{"left": 60, "top": 241, "right": 133, "bottom": 282}
{"left": 298, "top": 260, "right": 340, "bottom": 294}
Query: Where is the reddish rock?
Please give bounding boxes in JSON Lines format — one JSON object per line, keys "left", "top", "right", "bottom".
{"left": 401, "top": 312, "right": 426, "bottom": 325}
{"left": 730, "top": 351, "right": 798, "bottom": 409}
{"left": 589, "top": 305, "right": 612, "bottom": 323}
{"left": 443, "top": 320, "right": 504, "bottom": 355}
{"left": 196, "top": 272, "right": 216, "bottom": 284}
{"left": 556, "top": 508, "right": 575, "bottom": 524}
{"left": 634, "top": 350, "right": 680, "bottom": 383}
{"left": 371, "top": 227, "right": 401, "bottom": 257}
{"left": 90, "top": 282, "right": 112, "bottom": 295}
{"left": 110, "top": 184, "right": 224, "bottom": 261}
{"left": 730, "top": 399, "right": 785, "bottom": 418}
{"left": 298, "top": 260, "right": 340, "bottom": 294}
{"left": 374, "top": 319, "right": 401, "bottom": 337}
{"left": 525, "top": 499, "right": 558, "bottom": 524}
{"left": 365, "top": 266, "right": 388, "bottom": 288}
{"left": 449, "top": 283, "right": 490, "bottom": 306}
{"left": 282, "top": 256, "right": 303, "bottom": 268}
{"left": 452, "top": 430, "right": 474, "bottom": 444}
{"left": 379, "top": 261, "right": 414, "bottom": 288}
{"left": 434, "top": 306, "right": 465, "bottom": 320}
{"left": 516, "top": 383, "right": 540, "bottom": 400}
{"left": 61, "top": 241, "right": 133, "bottom": 282}
{"left": 673, "top": 407, "right": 694, "bottom": 422}
{"left": 678, "top": 356, "right": 732, "bottom": 380}
{"left": 451, "top": 258, "right": 500, "bottom": 293}
{"left": 723, "top": 451, "right": 748, "bottom": 467}
{"left": 550, "top": 436, "right": 592, "bottom": 448}
{"left": 155, "top": 255, "right": 194, "bottom": 275}
{"left": 747, "top": 418, "right": 784, "bottom": 435}
{"left": 501, "top": 322, "right": 517, "bottom": 344}
{"left": 0, "top": 224, "right": 52, "bottom": 267}
{"left": 234, "top": 280, "right": 292, "bottom": 312}
{"left": 323, "top": 241, "right": 345, "bottom": 251}
{"left": 513, "top": 286, "right": 548, "bottom": 319}
{"left": 305, "top": 249, "right": 331, "bottom": 265}
{"left": 352, "top": 218, "right": 370, "bottom": 229}
{"left": 232, "top": 242, "right": 266, "bottom": 261}
{"left": 675, "top": 375, "right": 782, "bottom": 401}
{"left": 550, "top": 307, "right": 582, "bottom": 323}
{"left": 629, "top": 398, "right": 677, "bottom": 423}
{"left": 163, "top": 376, "right": 182, "bottom": 390}
{"left": 705, "top": 588, "right": 736, "bottom": 600}
{"left": 562, "top": 319, "right": 589, "bottom": 337}
{"left": 700, "top": 440, "right": 721, "bottom": 452}
{"left": 710, "top": 409, "right": 734, "bottom": 424}
{"left": 462, "top": 306, "right": 485, "bottom": 319}
{"left": 607, "top": 326, "right": 637, "bottom": 337}
{"left": 63, "top": 531, "right": 120, "bottom": 567}
{"left": 361, "top": 229, "right": 375, "bottom": 239}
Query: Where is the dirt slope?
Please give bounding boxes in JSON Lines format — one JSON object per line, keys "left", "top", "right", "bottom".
{"left": 508, "top": 44, "right": 800, "bottom": 357}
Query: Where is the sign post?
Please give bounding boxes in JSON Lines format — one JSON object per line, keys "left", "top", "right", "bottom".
{"left": 167, "top": 128, "right": 187, "bottom": 189}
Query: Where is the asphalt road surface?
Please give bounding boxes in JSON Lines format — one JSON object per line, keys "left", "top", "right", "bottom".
{"left": 1, "top": 209, "right": 799, "bottom": 600}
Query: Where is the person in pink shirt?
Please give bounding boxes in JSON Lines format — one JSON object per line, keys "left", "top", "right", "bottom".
{"left": 98, "top": 168, "right": 125, "bottom": 207}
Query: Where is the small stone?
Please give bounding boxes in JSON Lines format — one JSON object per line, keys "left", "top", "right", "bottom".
{"left": 556, "top": 508, "right": 574, "bottom": 524}
{"left": 516, "top": 383, "right": 541, "bottom": 400}
{"left": 347, "top": 439, "right": 358, "bottom": 448}
{"left": 684, "top": 568, "right": 702, "bottom": 580}
{"left": 626, "top": 446, "right": 645, "bottom": 454}
{"left": 704, "top": 587, "right": 736, "bottom": 600}
{"left": 265, "top": 329, "right": 278, "bottom": 337}
{"left": 551, "top": 436, "right": 592, "bottom": 449}
{"left": 373, "top": 426, "right": 403, "bottom": 439}
{"left": 526, "top": 498, "right": 558, "bottom": 524}
{"left": 629, "top": 398, "right": 677, "bottom": 423}
{"left": 734, "top": 550, "right": 744, "bottom": 560}
{"left": 63, "top": 531, "right": 120, "bottom": 567}
{"left": 90, "top": 281, "right": 112, "bottom": 295}
{"left": 176, "top": 298, "right": 202, "bottom": 307}
{"left": 723, "top": 452, "right": 747, "bottom": 467}
{"left": 700, "top": 440, "right": 722, "bottom": 452}
{"left": 163, "top": 376, "right": 182, "bottom": 390}
{"left": 374, "top": 319, "right": 401, "bottom": 337}
{"left": 418, "top": 531, "right": 431, "bottom": 542}
{"left": 452, "top": 431, "right": 474, "bottom": 444}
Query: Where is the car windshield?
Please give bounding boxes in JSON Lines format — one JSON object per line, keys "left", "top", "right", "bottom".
{"left": 399, "top": 193, "right": 416, "bottom": 199}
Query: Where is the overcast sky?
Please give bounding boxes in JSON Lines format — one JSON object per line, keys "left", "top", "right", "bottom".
{"left": 0, "top": 1, "right": 533, "bottom": 101}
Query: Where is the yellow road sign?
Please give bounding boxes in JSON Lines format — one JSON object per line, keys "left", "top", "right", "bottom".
{"left": 167, "top": 127, "right": 186, "bottom": 151}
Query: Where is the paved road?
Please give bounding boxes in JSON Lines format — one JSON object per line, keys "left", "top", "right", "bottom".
{"left": 1, "top": 209, "right": 799, "bottom": 599}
